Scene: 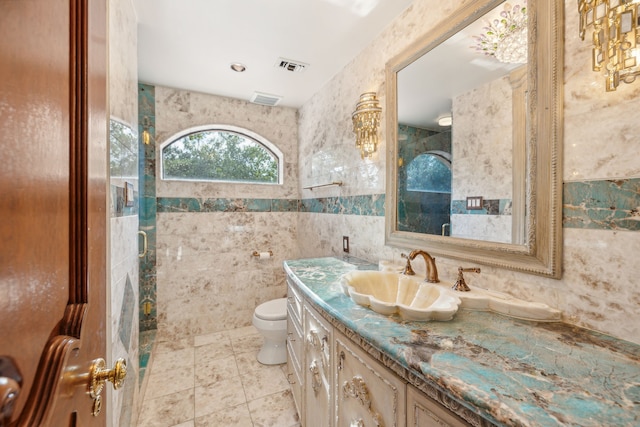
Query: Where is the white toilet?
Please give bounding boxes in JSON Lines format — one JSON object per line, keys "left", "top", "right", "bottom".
{"left": 252, "top": 298, "right": 288, "bottom": 365}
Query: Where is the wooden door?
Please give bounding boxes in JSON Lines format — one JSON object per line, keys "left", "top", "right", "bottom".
{"left": 0, "top": 0, "right": 110, "bottom": 425}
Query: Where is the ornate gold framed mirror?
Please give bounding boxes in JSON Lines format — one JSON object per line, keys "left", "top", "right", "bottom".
{"left": 385, "top": 0, "right": 563, "bottom": 278}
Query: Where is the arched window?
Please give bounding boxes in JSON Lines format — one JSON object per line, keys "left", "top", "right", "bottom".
{"left": 406, "top": 151, "right": 452, "bottom": 193}
{"left": 160, "top": 125, "right": 283, "bottom": 184}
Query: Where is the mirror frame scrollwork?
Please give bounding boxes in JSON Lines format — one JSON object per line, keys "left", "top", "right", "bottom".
{"left": 385, "top": 0, "right": 564, "bottom": 278}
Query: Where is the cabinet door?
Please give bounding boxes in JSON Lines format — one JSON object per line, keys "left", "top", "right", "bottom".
{"left": 407, "top": 384, "right": 471, "bottom": 426}
{"left": 335, "top": 334, "right": 406, "bottom": 427}
{"left": 287, "top": 278, "right": 303, "bottom": 325}
{"left": 286, "top": 284, "right": 304, "bottom": 419}
{"left": 304, "top": 303, "right": 333, "bottom": 427}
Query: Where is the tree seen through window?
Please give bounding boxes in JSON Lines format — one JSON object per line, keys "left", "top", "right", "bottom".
{"left": 162, "top": 129, "right": 279, "bottom": 183}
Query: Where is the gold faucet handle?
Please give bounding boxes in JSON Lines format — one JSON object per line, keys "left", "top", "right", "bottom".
{"left": 452, "top": 267, "right": 481, "bottom": 292}
{"left": 400, "top": 253, "right": 415, "bottom": 275}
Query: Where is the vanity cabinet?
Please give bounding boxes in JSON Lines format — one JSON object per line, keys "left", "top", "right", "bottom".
{"left": 286, "top": 281, "right": 304, "bottom": 420}
{"left": 335, "top": 333, "right": 406, "bottom": 426}
{"left": 286, "top": 276, "right": 475, "bottom": 427}
{"left": 304, "top": 303, "right": 333, "bottom": 426}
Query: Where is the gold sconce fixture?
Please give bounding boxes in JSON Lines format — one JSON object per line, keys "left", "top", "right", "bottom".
{"left": 578, "top": 0, "right": 640, "bottom": 91}
{"left": 351, "top": 92, "right": 382, "bottom": 159}
{"left": 141, "top": 116, "right": 151, "bottom": 145}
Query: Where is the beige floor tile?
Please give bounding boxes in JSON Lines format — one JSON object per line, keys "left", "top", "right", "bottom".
{"left": 195, "top": 354, "right": 239, "bottom": 386}
{"left": 248, "top": 389, "right": 300, "bottom": 427}
{"left": 149, "top": 347, "right": 194, "bottom": 373}
{"left": 235, "top": 350, "right": 265, "bottom": 373}
{"left": 194, "top": 337, "right": 234, "bottom": 361}
{"left": 146, "top": 363, "right": 194, "bottom": 399}
{"left": 230, "top": 330, "right": 263, "bottom": 355}
{"left": 138, "top": 325, "right": 299, "bottom": 427}
{"left": 136, "top": 388, "right": 195, "bottom": 427}
{"left": 240, "top": 362, "right": 290, "bottom": 401}
{"left": 194, "top": 377, "right": 247, "bottom": 418}
{"left": 194, "top": 330, "right": 230, "bottom": 347}
{"left": 194, "top": 403, "right": 254, "bottom": 427}
{"left": 155, "top": 337, "right": 194, "bottom": 354}
{"left": 227, "top": 325, "right": 259, "bottom": 339}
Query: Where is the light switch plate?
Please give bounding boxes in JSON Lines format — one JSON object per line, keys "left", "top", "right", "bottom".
{"left": 466, "top": 196, "right": 483, "bottom": 210}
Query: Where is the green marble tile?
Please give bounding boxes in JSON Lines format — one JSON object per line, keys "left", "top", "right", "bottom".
{"left": 563, "top": 179, "right": 640, "bottom": 231}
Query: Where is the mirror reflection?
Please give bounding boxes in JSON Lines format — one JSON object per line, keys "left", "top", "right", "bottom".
{"left": 396, "top": 1, "right": 527, "bottom": 244}
{"left": 385, "top": 0, "right": 562, "bottom": 278}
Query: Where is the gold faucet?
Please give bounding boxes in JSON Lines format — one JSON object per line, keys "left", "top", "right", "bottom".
{"left": 452, "top": 267, "right": 481, "bottom": 292}
{"left": 402, "top": 250, "right": 439, "bottom": 283}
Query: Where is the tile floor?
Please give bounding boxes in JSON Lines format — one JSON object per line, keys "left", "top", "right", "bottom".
{"left": 135, "top": 326, "right": 300, "bottom": 427}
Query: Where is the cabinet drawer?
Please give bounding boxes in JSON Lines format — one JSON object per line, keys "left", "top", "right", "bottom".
{"left": 407, "top": 384, "right": 471, "bottom": 426}
{"left": 287, "top": 279, "right": 303, "bottom": 326}
{"left": 335, "top": 333, "right": 406, "bottom": 427}
{"left": 287, "top": 304, "right": 303, "bottom": 373}
{"left": 286, "top": 344, "right": 303, "bottom": 420}
{"left": 304, "top": 303, "right": 333, "bottom": 427}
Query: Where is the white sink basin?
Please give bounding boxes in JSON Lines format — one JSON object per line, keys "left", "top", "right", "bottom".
{"left": 456, "top": 286, "right": 562, "bottom": 322}
{"left": 341, "top": 271, "right": 561, "bottom": 322}
{"left": 341, "top": 271, "right": 461, "bottom": 321}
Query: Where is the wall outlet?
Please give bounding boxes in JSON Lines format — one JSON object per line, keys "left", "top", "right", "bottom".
{"left": 343, "top": 236, "right": 349, "bottom": 253}
{"left": 466, "top": 196, "right": 483, "bottom": 210}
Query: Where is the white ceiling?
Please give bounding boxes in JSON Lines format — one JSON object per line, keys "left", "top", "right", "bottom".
{"left": 398, "top": 6, "right": 523, "bottom": 129}
{"left": 133, "top": 0, "right": 413, "bottom": 108}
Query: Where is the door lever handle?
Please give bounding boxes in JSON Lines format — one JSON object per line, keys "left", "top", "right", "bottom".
{"left": 87, "top": 358, "right": 126, "bottom": 416}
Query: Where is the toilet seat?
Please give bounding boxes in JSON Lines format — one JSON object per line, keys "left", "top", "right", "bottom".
{"left": 254, "top": 298, "right": 287, "bottom": 321}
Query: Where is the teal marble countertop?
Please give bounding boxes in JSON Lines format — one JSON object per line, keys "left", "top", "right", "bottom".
{"left": 284, "top": 257, "right": 640, "bottom": 427}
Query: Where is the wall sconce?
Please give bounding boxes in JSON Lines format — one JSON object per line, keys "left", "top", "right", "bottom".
{"left": 578, "top": 0, "right": 640, "bottom": 91}
{"left": 141, "top": 116, "right": 151, "bottom": 145}
{"left": 352, "top": 92, "right": 382, "bottom": 159}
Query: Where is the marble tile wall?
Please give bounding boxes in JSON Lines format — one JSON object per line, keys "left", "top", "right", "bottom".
{"left": 296, "top": 0, "right": 640, "bottom": 345}
{"left": 451, "top": 73, "right": 514, "bottom": 243}
{"left": 109, "top": 0, "right": 140, "bottom": 425}
{"left": 152, "top": 86, "right": 299, "bottom": 341}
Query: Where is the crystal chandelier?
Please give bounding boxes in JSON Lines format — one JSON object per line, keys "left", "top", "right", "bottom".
{"left": 472, "top": 2, "right": 528, "bottom": 64}
{"left": 352, "top": 92, "right": 382, "bottom": 159}
{"left": 578, "top": 0, "right": 640, "bottom": 91}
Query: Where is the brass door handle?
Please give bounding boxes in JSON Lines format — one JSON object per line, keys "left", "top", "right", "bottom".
{"left": 87, "top": 358, "right": 126, "bottom": 416}
{"left": 0, "top": 356, "right": 22, "bottom": 426}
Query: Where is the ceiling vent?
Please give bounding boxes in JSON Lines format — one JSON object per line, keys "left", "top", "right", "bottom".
{"left": 250, "top": 91, "right": 282, "bottom": 107}
{"left": 276, "top": 57, "right": 309, "bottom": 73}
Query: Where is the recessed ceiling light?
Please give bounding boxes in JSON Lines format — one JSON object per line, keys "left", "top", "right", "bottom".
{"left": 438, "top": 116, "right": 452, "bottom": 127}
{"left": 230, "top": 63, "right": 246, "bottom": 72}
